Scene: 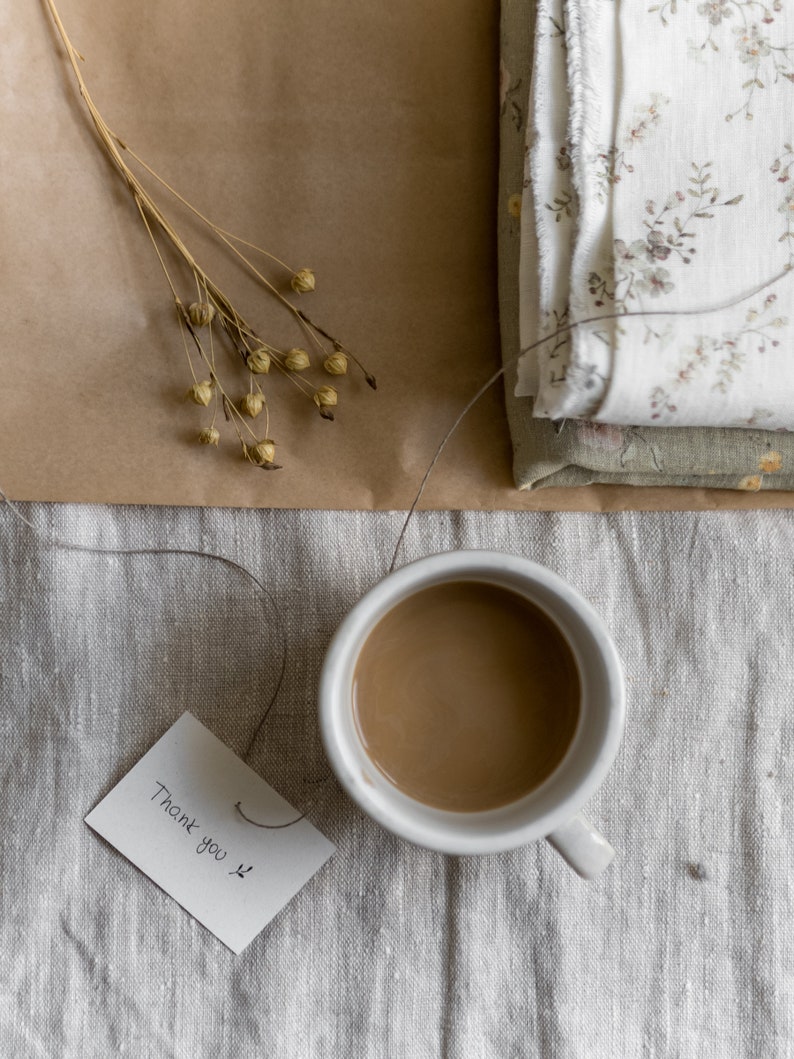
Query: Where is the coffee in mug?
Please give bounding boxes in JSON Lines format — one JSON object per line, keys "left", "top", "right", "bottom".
{"left": 320, "top": 551, "right": 624, "bottom": 874}
{"left": 352, "top": 580, "right": 580, "bottom": 812}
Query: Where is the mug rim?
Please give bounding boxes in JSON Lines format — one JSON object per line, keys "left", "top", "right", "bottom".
{"left": 318, "top": 550, "right": 625, "bottom": 855}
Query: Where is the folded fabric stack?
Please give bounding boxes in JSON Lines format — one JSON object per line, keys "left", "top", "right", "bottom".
{"left": 499, "top": 0, "right": 794, "bottom": 490}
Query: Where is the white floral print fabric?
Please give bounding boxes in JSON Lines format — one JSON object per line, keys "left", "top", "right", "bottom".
{"left": 516, "top": 0, "right": 794, "bottom": 430}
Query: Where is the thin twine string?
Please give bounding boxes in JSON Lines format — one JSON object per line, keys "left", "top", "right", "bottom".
{"left": 0, "top": 487, "right": 321, "bottom": 829}
{"left": 387, "top": 265, "right": 793, "bottom": 572}
{"left": 1, "top": 265, "right": 789, "bottom": 827}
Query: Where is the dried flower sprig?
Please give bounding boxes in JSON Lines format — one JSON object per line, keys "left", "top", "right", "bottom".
{"left": 45, "top": 0, "right": 376, "bottom": 467}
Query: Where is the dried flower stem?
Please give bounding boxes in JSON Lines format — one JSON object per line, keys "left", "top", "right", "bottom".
{"left": 125, "top": 145, "right": 297, "bottom": 276}
{"left": 127, "top": 144, "right": 323, "bottom": 348}
{"left": 297, "top": 312, "right": 377, "bottom": 389}
{"left": 124, "top": 146, "right": 364, "bottom": 368}
{"left": 44, "top": 0, "right": 375, "bottom": 465}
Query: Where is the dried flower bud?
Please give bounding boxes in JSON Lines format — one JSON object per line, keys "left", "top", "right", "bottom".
{"left": 246, "top": 348, "right": 271, "bottom": 374}
{"left": 323, "top": 351, "right": 348, "bottom": 376}
{"left": 284, "top": 347, "right": 311, "bottom": 372}
{"left": 188, "top": 302, "right": 216, "bottom": 328}
{"left": 198, "top": 426, "right": 220, "bottom": 446}
{"left": 240, "top": 392, "right": 265, "bottom": 418}
{"left": 313, "top": 385, "right": 338, "bottom": 409}
{"left": 290, "top": 268, "right": 316, "bottom": 294}
{"left": 248, "top": 439, "right": 276, "bottom": 465}
{"left": 187, "top": 380, "right": 213, "bottom": 406}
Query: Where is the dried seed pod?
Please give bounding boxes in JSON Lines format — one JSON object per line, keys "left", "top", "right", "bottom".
{"left": 323, "top": 351, "right": 348, "bottom": 376}
{"left": 188, "top": 301, "right": 216, "bottom": 327}
{"left": 248, "top": 439, "right": 276, "bottom": 465}
{"left": 290, "top": 268, "right": 316, "bottom": 294}
{"left": 246, "top": 349, "right": 271, "bottom": 374}
{"left": 284, "top": 347, "right": 311, "bottom": 372}
{"left": 187, "top": 380, "right": 213, "bottom": 406}
{"left": 240, "top": 392, "right": 265, "bottom": 418}
{"left": 313, "top": 385, "right": 338, "bottom": 409}
{"left": 198, "top": 426, "right": 220, "bottom": 446}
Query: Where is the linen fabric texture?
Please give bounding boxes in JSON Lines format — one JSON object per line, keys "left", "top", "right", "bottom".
{"left": 2, "top": 501, "right": 794, "bottom": 1057}
{"left": 518, "top": 0, "right": 794, "bottom": 428}
{"left": 500, "top": 0, "right": 794, "bottom": 490}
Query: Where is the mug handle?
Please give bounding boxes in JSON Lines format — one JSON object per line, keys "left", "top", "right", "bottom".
{"left": 546, "top": 812, "right": 615, "bottom": 879}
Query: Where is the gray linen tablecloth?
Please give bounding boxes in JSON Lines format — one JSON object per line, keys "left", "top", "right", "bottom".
{"left": 1, "top": 503, "right": 793, "bottom": 1058}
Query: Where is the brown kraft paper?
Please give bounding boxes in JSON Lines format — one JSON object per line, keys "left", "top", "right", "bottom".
{"left": 2, "top": 0, "right": 791, "bottom": 511}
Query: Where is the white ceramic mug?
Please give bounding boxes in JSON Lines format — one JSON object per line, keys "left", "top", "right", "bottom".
{"left": 319, "top": 551, "right": 625, "bottom": 878}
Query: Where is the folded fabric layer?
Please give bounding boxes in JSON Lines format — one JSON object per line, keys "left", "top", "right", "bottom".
{"left": 499, "top": 0, "right": 794, "bottom": 490}
{"left": 508, "top": 411, "right": 794, "bottom": 491}
{"left": 515, "top": 0, "right": 794, "bottom": 431}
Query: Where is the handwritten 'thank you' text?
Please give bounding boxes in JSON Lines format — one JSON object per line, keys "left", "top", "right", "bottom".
{"left": 150, "top": 781, "right": 252, "bottom": 875}
{"left": 151, "top": 781, "right": 199, "bottom": 834}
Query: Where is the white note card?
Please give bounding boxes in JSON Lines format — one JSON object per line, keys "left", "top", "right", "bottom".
{"left": 85, "top": 712, "right": 334, "bottom": 954}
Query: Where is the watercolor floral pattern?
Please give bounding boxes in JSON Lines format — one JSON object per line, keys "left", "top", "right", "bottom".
{"left": 774, "top": 144, "right": 794, "bottom": 266}
{"left": 648, "top": 294, "right": 788, "bottom": 418}
{"left": 500, "top": 61, "right": 524, "bottom": 132}
{"left": 592, "top": 94, "right": 670, "bottom": 201}
{"left": 544, "top": 190, "right": 575, "bottom": 223}
{"left": 518, "top": 0, "right": 794, "bottom": 438}
{"left": 575, "top": 420, "right": 665, "bottom": 470}
{"left": 643, "top": 150, "right": 792, "bottom": 419}
{"left": 738, "top": 449, "right": 784, "bottom": 489}
{"left": 586, "top": 162, "right": 743, "bottom": 315}
{"left": 549, "top": 13, "right": 567, "bottom": 43}
{"left": 536, "top": 304, "right": 574, "bottom": 394}
{"left": 649, "top": 0, "right": 794, "bottom": 119}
